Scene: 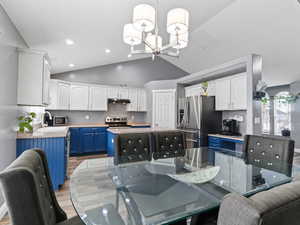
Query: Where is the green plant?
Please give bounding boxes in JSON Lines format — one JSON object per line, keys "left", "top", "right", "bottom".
{"left": 200, "top": 81, "right": 209, "bottom": 95}
{"left": 18, "top": 112, "right": 36, "bottom": 133}
{"left": 260, "top": 93, "right": 300, "bottom": 104}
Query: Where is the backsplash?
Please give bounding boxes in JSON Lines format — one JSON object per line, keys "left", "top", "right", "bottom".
{"left": 222, "top": 111, "right": 247, "bottom": 135}
{"left": 49, "top": 103, "right": 146, "bottom": 124}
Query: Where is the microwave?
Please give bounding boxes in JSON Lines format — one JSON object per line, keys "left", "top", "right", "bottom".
{"left": 53, "top": 116, "right": 68, "bottom": 126}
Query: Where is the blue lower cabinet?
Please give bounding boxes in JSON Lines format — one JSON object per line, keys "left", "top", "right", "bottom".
{"left": 208, "top": 136, "right": 243, "bottom": 151}
{"left": 17, "top": 137, "right": 66, "bottom": 190}
{"left": 70, "top": 128, "right": 81, "bottom": 155}
{"left": 107, "top": 131, "right": 117, "bottom": 157}
{"left": 70, "top": 127, "right": 107, "bottom": 155}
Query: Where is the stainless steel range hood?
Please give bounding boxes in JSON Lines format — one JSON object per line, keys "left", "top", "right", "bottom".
{"left": 108, "top": 98, "right": 131, "bottom": 104}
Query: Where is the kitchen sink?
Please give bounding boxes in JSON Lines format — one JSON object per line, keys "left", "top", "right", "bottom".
{"left": 33, "top": 126, "right": 68, "bottom": 135}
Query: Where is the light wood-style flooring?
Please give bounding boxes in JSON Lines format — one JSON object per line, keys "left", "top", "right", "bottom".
{"left": 0, "top": 154, "right": 106, "bottom": 225}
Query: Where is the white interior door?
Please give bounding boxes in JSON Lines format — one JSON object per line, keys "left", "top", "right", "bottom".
{"left": 152, "top": 89, "right": 176, "bottom": 129}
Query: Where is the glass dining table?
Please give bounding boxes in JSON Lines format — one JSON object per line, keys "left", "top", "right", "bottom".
{"left": 70, "top": 148, "right": 300, "bottom": 225}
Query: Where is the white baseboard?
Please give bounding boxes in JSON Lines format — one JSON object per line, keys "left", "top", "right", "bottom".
{"left": 0, "top": 203, "right": 7, "bottom": 220}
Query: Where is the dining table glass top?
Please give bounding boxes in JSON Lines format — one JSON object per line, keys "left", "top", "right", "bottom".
{"left": 70, "top": 148, "right": 300, "bottom": 225}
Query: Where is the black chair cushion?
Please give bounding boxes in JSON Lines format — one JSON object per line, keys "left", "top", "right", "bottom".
{"left": 114, "top": 133, "right": 152, "bottom": 165}
{"left": 243, "top": 135, "right": 295, "bottom": 176}
{"left": 153, "top": 131, "right": 185, "bottom": 160}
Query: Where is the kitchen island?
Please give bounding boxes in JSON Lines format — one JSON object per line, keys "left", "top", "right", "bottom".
{"left": 106, "top": 127, "right": 177, "bottom": 156}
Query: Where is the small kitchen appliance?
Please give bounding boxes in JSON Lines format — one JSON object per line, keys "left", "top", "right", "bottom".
{"left": 221, "top": 119, "right": 240, "bottom": 136}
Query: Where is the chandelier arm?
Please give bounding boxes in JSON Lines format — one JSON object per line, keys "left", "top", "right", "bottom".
{"left": 161, "top": 42, "right": 177, "bottom": 52}
{"left": 142, "top": 39, "right": 155, "bottom": 52}
{"left": 131, "top": 49, "right": 150, "bottom": 55}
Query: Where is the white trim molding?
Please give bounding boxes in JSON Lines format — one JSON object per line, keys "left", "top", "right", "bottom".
{"left": 0, "top": 203, "right": 7, "bottom": 220}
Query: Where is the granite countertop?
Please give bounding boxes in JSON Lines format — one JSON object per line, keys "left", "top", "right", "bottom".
{"left": 107, "top": 127, "right": 177, "bottom": 134}
{"left": 17, "top": 126, "right": 69, "bottom": 139}
{"left": 17, "top": 122, "right": 152, "bottom": 139}
{"left": 208, "top": 134, "right": 244, "bottom": 141}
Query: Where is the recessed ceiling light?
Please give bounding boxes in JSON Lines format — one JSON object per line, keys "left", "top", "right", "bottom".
{"left": 69, "top": 63, "right": 75, "bottom": 67}
{"left": 128, "top": 54, "right": 132, "bottom": 58}
{"left": 65, "top": 39, "right": 75, "bottom": 45}
{"left": 105, "top": 49, "right": 111, "bottom": 53}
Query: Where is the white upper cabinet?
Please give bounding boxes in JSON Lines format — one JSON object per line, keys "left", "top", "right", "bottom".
{"left": 119, "top": 87, "right": 129, "bottom": 99}
{"left": 57, "top": 81, "right": 70, "bottom": 110}
{"left": 127, "top": 88, "right": 138, "bottom": 111}
{"left": 215, "top": 77, "right": 231, "bottom": 110}
{"left": 230, "top": 74, "right": 247, "bottom": 110}
{"left": 215, "top": 73, "right": 247, "bottom": 111}
{"left": 47, "top": 80, "right": 58, "bottom": 110}
{"left": 138, "top": 88, "right": 147, "bottom": 112}
{"left": 89, "top": 86, "right": 108, "bottom": 111}
{"left": 107, "top": 87, "right": 119, "bottom": 99}
{"left": 17, "top": 50, "right": 51, "bottom": 106}
{"left": 70, "top": 84, "right": 89, "bottom": 110}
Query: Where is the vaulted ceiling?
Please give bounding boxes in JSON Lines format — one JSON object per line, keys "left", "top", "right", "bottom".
{"left": 1, "top": 0, "right": 300, "bottom": 86}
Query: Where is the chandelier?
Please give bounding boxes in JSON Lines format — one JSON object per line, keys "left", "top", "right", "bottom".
{"left": 123, "top": 2, "right": 189, "bottom": 60}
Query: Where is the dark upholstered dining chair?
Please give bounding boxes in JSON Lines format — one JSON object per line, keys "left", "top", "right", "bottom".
{"left": 0, "top": 149, "right": 84, "bottom": 225}
{"left": 114, "top": 133, "right": 152, "bottom": 165}
{"left": 243, "top": 135, "right": 295, "bottom": 176}
{"left": 192, "top": 180, "right": 300, "bottom": 225}
{"left": 153, "top": 131, "right": 186, "bottom": 160}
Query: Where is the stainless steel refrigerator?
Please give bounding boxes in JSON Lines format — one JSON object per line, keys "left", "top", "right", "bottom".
{"left": 177, "top": 96, "right": 222, "bottom": 147}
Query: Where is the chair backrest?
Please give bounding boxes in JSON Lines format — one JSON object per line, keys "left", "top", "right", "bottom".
{"left": 114, "top": 133, "right": 152, "bottom": 165}
{"left": 0, "top": 149, "right": 67, "bottom": 225}
{"left": 153, "top": 131, "right": 185, "bottom": 160}
{"left": 217, "top": 181, "right": 300, "bottom": 225}
{"left": 243, "top": 135, "right": 295, "bottom": 176}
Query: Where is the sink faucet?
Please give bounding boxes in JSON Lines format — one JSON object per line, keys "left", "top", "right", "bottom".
{"left": 41, "top": 111, "right": 52, "bottom": 127}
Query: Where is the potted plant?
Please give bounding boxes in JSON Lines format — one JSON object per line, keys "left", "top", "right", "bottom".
{"left": 17, "top": 112, "right": 36, "bottom": 133}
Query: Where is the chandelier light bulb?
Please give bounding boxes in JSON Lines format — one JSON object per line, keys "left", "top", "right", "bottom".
{"left": 123, "top": 24, "right": 142, "bottom": 46}
{"left": 167, "top": 8, "right": 189, "bottom": 35}
{"left": 170, "top": 32, "right": 188, "bottom": 49}
{"left": 133, "top": 4, "right": 156, "bottom": 32}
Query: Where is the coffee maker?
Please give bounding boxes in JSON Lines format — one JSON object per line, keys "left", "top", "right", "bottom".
{"left": 221, "top": 119, "right": 240, "bottom": 136}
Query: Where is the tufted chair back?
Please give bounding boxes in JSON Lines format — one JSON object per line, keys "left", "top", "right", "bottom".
{"left": 114, "top": 133, "right": 152, "bottom": 165}
{"left": 0, "top": 149, "right": 67, "bottom": 225}
{"left": 243, "top": 135, "right": 295, "bottom": 176}
{"left": 153, "top": 131, "right": 186, "bottom": 160}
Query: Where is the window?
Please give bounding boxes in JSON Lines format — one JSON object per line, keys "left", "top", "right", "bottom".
{"left": 261, "top": 93, "right": 270, "bottom": 134}
{"left": 274, "top": 91, "right": 291, "bottom": 135}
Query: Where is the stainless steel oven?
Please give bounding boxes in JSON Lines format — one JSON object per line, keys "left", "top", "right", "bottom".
{"left": 53, "top": 116, "right": 68, "bottom": 126}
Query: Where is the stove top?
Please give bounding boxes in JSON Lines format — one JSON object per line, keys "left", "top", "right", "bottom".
{"left": 105, "top": 116, "right": 128, "bottom": 127}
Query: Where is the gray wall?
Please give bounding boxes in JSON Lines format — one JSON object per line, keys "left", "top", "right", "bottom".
{"left": 0, "top": 4, "right": 27, "bottom": 208}
{"left": 51, "top": 57, "right": 188, "bottom": 87}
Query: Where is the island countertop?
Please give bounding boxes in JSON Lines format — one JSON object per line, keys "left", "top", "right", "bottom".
{"left": 107, "top": 127, "right": 177, "bottom": 134}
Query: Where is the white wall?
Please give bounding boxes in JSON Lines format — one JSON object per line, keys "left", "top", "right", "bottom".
{"left": 0, "top": 3, "right": 27, "bottom": 210}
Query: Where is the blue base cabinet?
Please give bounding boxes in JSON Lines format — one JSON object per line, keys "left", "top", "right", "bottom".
{"left": 70, "top": 127, "right": 107, "bottom": 155}
{"left": 107, "top": 131, "right": 117, "bottom": 157}
{"left": 208, "top": 136, "right": 243, "bottom": 152}
{"left": 17, "top": 137, "right": 66, "bottom": 190}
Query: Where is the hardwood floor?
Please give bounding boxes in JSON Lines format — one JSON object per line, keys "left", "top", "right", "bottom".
{"left": 0, "top": 154, "right": 106, "bottom": 225}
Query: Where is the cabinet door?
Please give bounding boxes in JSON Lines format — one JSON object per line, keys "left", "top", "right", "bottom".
{"left": 138, "top": 89, "right": 147, "bottom": 111}
{"left": 89, "top": 86, "right": 108, "bottom": 111}
{"left": 70, "top": 128, "right": 81, "bottom": 154}
{"left": 57, "top": 82, "right": 70, "bottom": 110}
{"left": 80, "top": 128, "right": 95, "bottom": 153}
{"left": 127, "top": 88, "right": 138, "bottom": 111}
{"left": 119, "top": 87, "right": 129, "bottom": 99}
{"left": 46, "top": 80, "right": 58, "bottom": 110}
{"left": 94, "top": 130, "right": 107, "bottom": 152}
{"left": 42, "top": 59, "right": 51, "bottom": 105}
{"left": 70, "top": 85, "right": 89, "bottom": 110}
{"left": 230, "top": 74, "right": 247, "bottom": 110}
{"left": 107, "top": 87, "right": 119, "bottom": 99}
{"left": 215, "top": 78, "right": 231, "bottom": 110}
